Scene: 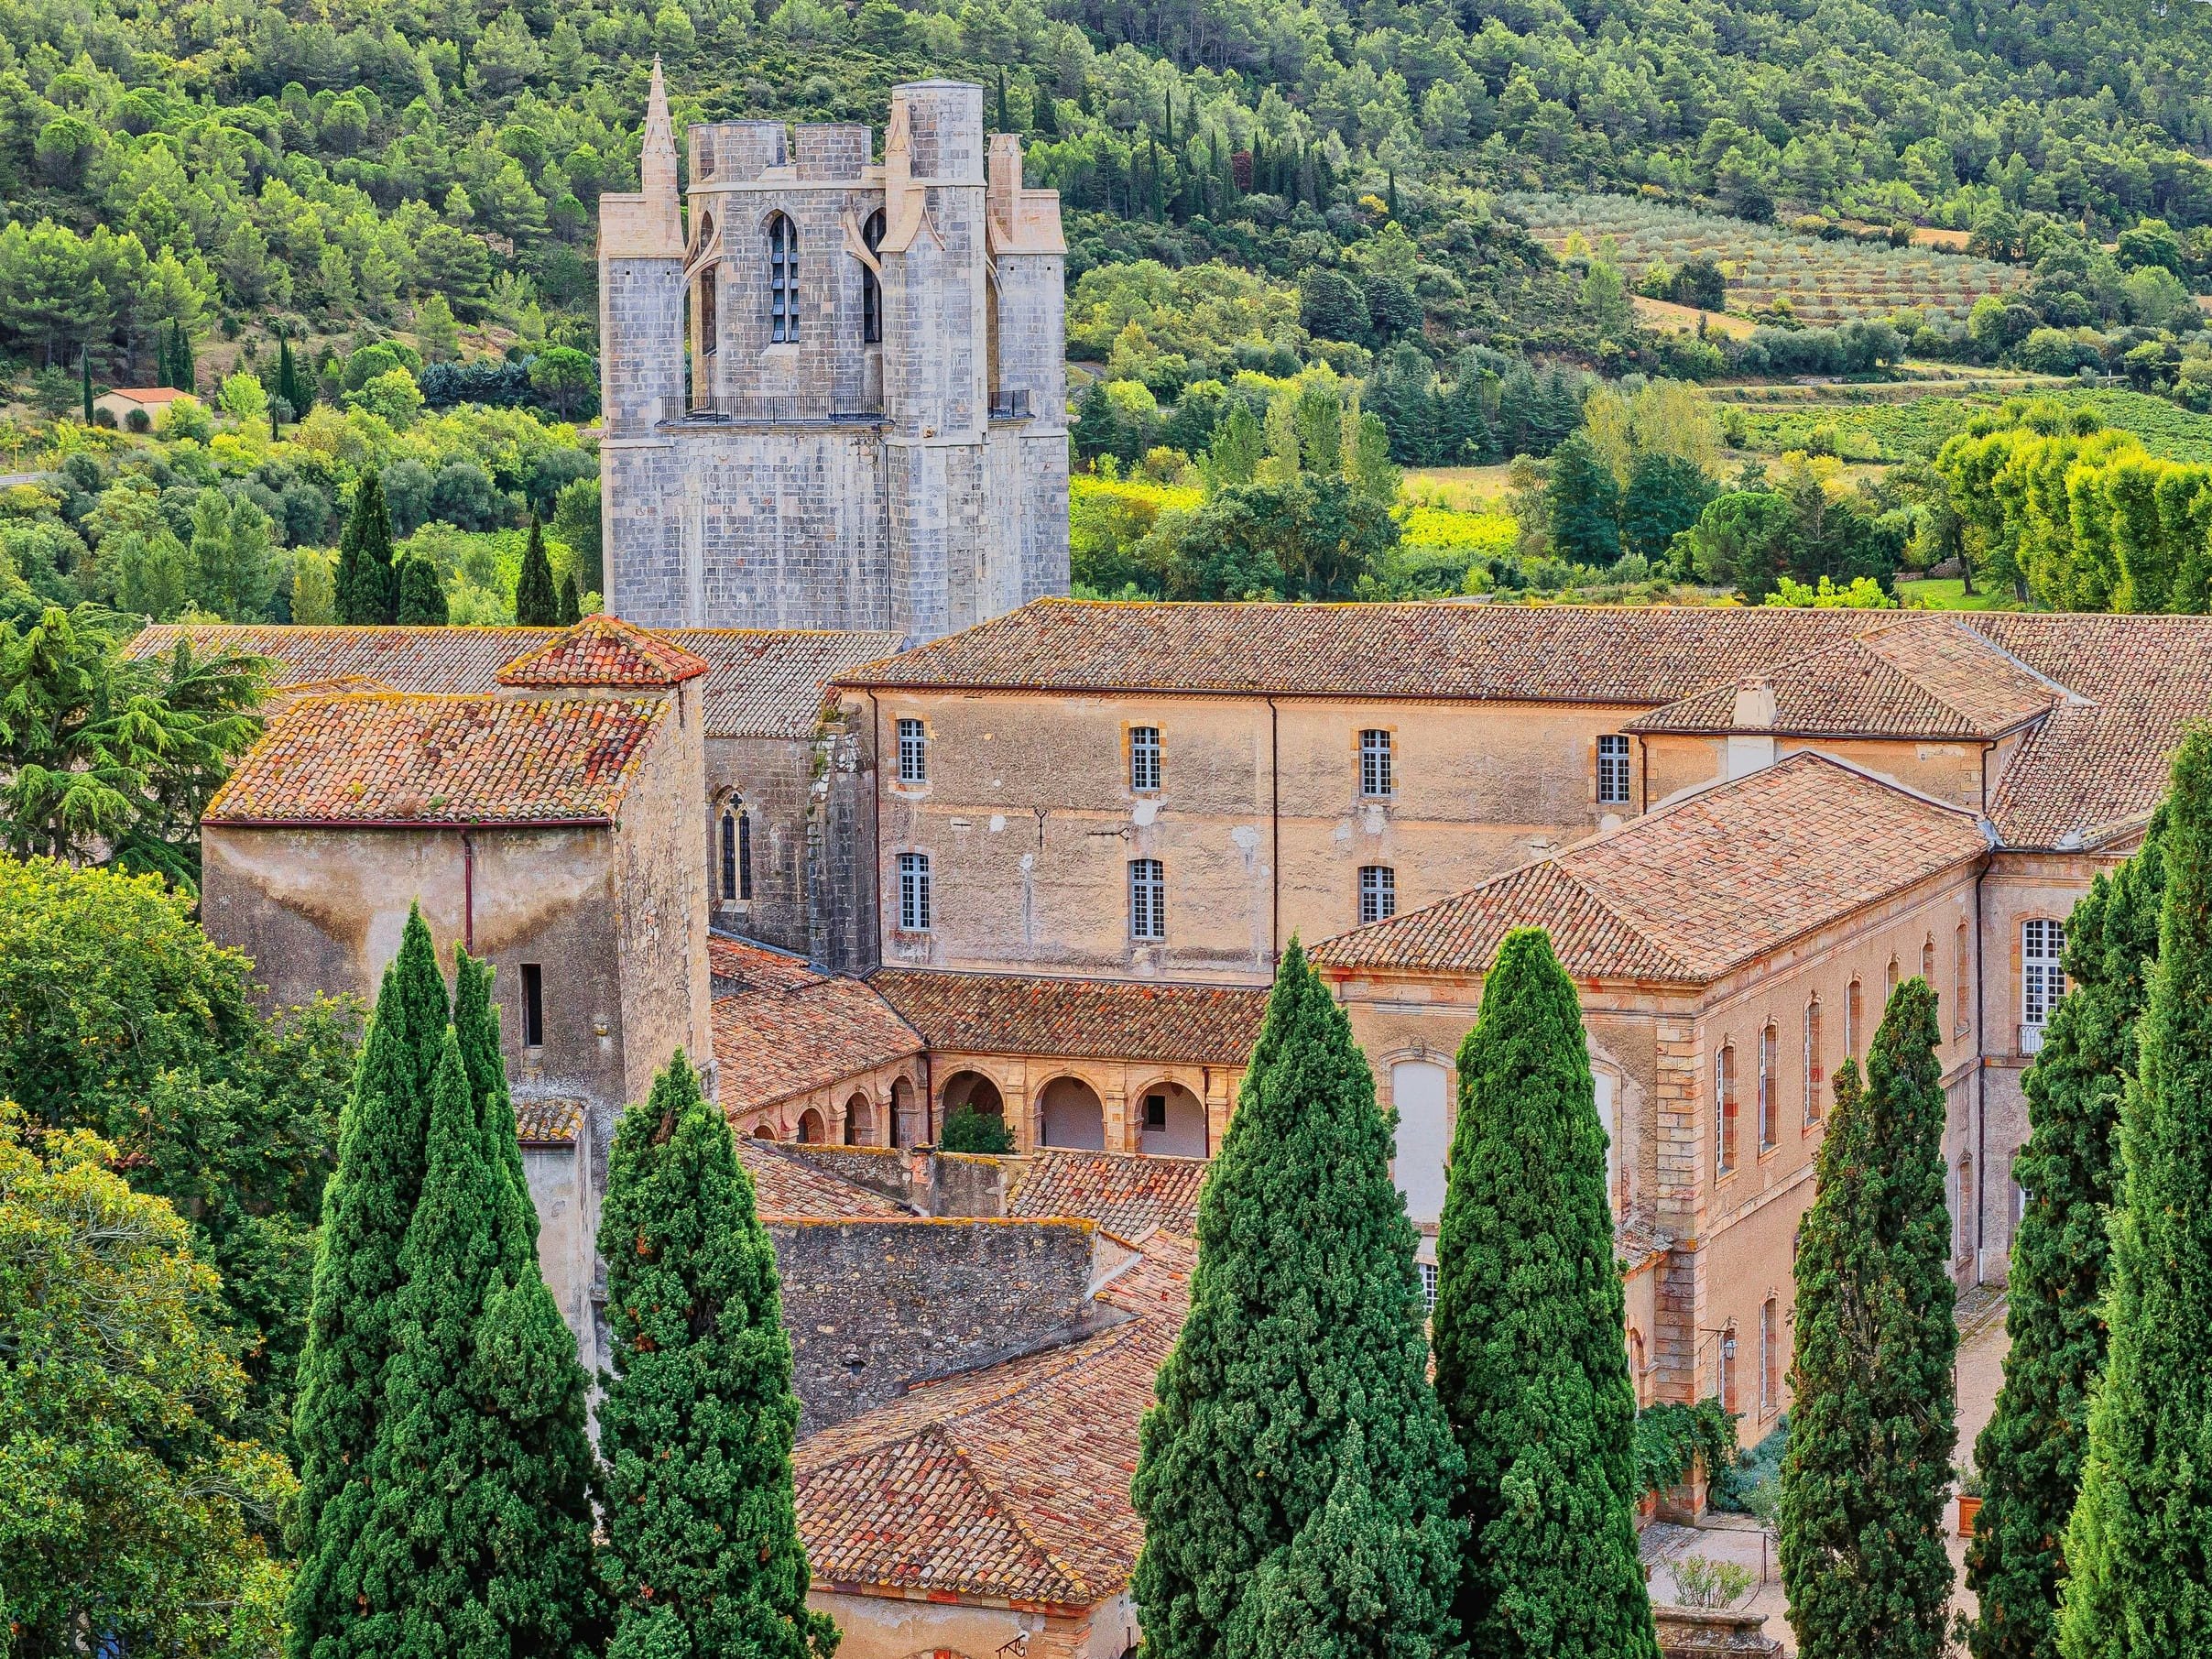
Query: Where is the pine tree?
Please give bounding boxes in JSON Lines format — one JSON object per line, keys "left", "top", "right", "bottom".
{"left": 349, "top": 1026, "right": 605, "bottom": 1654}
{"left": 1546, "top": 433, "right": 1622, "bottom": 564}
{"left": 1969, "top": 817, "right": 2166, "bottom": 1659}
{"left": 1130, "top": 941, "right": 1463, "bottom": 1659}
{"left": 515, "top": 515, "right": 559, "bottom": 626}
{"left": 556, "top": 568, "right": 582, "bottom": 626}
{"left": 2059, "top": 733, "right": 2212, "bottom": 1655}
{"left": 1433, "top": 927, "right": 1656, "bottom": 1659}
{"left": 597, "top": 1052, "right": 839, "bottom": 1659}
{"left": 335, "top": 470, "right": 398, "bottom": 625}
{"left": 394, "top": 555, "right": 448, "bottom": 625}
{"left": 286, "top": 907, "right": 450, "bottom": 1659}
{"left": 1780, "top": 980, "right": 1958, "bottom": 1659}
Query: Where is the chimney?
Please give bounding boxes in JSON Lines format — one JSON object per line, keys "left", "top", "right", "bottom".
{"left": 1726, "top": 674, "right": 1778, "bottom": 780}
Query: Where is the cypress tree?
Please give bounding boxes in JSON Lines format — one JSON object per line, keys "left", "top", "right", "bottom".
{"left": 1779, "top": 980, "right": 1958, "bottom": 1659}
{"left": 394, "top": 555, "right": 448, "bottom": 625}
{"left": 287, "top": 907, "right": 449, "bottom": 1659}
{"left": 350, "top": 1026, "right": 605, "bottom": 1654}
{"left": 1130, "top": 941, "right": 1463, "bottom": 1659}
{"left": 2059, "top": 733, "right": 2212, "bottom": 1655}
{"left": 452, "top": 948, "right": 533, "bottom": 1263}
{"left": 556, "top": 568, "right": 582, "bottom": 626}
{"left": 515, "top": 515, "right": 559, "bottom": 626}
{"left": 1969, "top": 818, "right": 2166, "bottom": 1659}
{"left": 596, "top": 1052, "right": 839, "bottom": 1659}
{"left": 1433, "top": 927, "right": 1655, "bottom": 1659}
{"left": 335, "top": 470, "right": 398, "bottom": 625}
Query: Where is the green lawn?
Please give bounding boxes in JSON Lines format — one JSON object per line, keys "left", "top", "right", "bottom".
{"left": 1897, "top": 576, "right": 2023, "bottom": 612}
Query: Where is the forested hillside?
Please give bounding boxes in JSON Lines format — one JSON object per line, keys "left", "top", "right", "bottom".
{"left": 9, "top": 0, "right": 2212, "bottom": 386}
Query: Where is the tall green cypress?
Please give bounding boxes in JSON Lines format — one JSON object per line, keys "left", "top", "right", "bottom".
{"left": 335, "top": 470, "right": 398, "bottom": 625}
{"left": 1130, "top": 941, "right": 1463, "bottom": 1659}
{"left": 1970, "top": 818, "right": 2166, "bottom": 1659}
{"left": 596, "top": 1052, "right": 839, "bottom": 1659}
{"left": 1433, "top": 928, "right": 1655, "bottom": 1659}
{"left": 515, "top": 515, "right": 559, "bottom": 626}
{"left": 350, "top": 1026, "right": 605, "bottom": 1654}
{"left": 1780, "top": 980, "right": 1958, "bottom": 1659}
{"left": 452, "top": 949, "right": 534, "bottom": 1262}
{"left": 287, "top": 908, "right": 449, "bottom": 1659}
{"left": 2059, "top": 734, "right": 2212, "bottom": 1655}
{"left": 556, "top": 568, "right": 582, "bottom": 626}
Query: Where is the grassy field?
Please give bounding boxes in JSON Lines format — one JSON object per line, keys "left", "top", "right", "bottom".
{"left": 1720, "top": 385, "right": 2212, "bottom": 463}
{"left": 1507, "top": 193, "right": 2022, "bottom": 325}
{"left": 1897, "top": 577, "right": 2025, "bottom": 611}
{"left": 1631, "top": 293, "right": 1755, "bottom": 338}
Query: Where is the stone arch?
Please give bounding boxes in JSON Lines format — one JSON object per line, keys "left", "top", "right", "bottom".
{"left": 844, "top": 1091, "right": 873, "bottom": 1145}
{"left": 940, "top": 1068, "right": 1005, "bottom": 1119}
{"left": 1037, "top": 1075, "right": 1105, "bottom": 1151}
{"left": 1134, "top": 1076, "right": 1207, "bottom": 1158}
{"left": 765, "top": 210, "right": 799, "bottom": 344}
{"left": 751, "top": 1123, "right": 776, "bottom": 1140}
{"left": 797, "top": 1108, "right": 825, "bottom": 1144}
{"left": 889, "top": 1075, "right": 915, "bottom": 1148}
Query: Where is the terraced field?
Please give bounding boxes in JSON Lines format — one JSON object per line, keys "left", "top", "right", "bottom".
{"left": 1506, "top": 194, "right": 2024, "bottom": 326}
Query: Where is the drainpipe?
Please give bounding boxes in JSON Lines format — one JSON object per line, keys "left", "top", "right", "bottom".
{"left": 1974, "top": 865, "right": 1987, "bottom": 1283}
{"left": 463, "top": 825, "right": 477, "bottom": 951}
{"left": 1266, "top": 695, "right": 1280, "bottom": 965}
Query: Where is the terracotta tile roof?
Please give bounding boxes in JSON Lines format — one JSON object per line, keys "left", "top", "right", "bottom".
{"left": 869, "top": 971, "right": 1269, "bottom": 1064}
{"left": 1965, "top": 615, "right": 2212, "bottom": 847}
{"left": 1313, "top": 753, "right": 1990, "bottom": 983}
{"left": 735, "top": 1138, "right": 908, "bottom": 1219}
{"left": 1007, "top": 1150, "right": 1207, "bottom": 1238}
{"left": 514, "top": 1097, "right": 586, "bottom": 1147}
{"left": 204, "top": 693, "right": 665, "bottom": 825}
{"left": 794, "top": 1232, "right": 1192, "bottom": 1608}
{"left": 496, "top": 613, "right": 709, "bottom": 687}
{"left": 712, "top": 944, "right": 922, "bottom": 1112}
{"left": 1625, "top": 617, "right": 2065, "bottom": 739}
{"left": 839, "top": 597, "right": 1873, "bottom": 702}
{"left": 125, "top": 624, "right": 900, "bottom": 740}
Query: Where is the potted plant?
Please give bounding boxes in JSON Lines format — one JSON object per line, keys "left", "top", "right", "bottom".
{"left": 1956, "top": 1462, "right": 1986, "bottom": 1537}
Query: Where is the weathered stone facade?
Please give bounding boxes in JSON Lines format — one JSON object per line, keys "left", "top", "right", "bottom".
{"left": 598, "top": 68, "right": 1068, "bottom": 641}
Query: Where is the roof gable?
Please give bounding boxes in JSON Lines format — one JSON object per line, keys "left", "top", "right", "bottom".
{"left": 869, "top": 970, "right": 1269, "bottom": 1064}
{"left": 496, "top": 613, "right": 710, "bottom": 687}
{"left": 1314, "top": 753, "right": 1989, "bottom": 983}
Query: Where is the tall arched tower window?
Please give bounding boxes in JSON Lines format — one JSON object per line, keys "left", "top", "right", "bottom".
{"left": 860, "top": 210, "right": 885, "bottom": 344}
{"left": 719, "top": 802, "right": 753, "bottom": 901}
{"left": 768, "top": 213, "right": 799, "bottom": 344}
{"left": 695, "top": 212, "right": 718, "bottom": 359}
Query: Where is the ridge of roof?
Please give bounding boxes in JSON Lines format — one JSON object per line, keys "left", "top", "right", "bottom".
{"left": 496, "top": 613, "right": 711, "bottom": 687}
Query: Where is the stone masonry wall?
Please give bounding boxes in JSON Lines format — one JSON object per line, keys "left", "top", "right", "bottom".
{"left": 769, "top": 1216, "right": 1098, "bottom": 1432}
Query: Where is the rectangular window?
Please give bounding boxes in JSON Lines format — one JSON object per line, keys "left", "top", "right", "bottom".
{"left": 1956, "top": 921, "right": 1972, "bottom": 1037}
{"left": 897, "top": 852, "right": 931, "bottom": 932}
{"left": 1130, "top": 857, "right": 1166, "bottom": 941}
{"left": 1759, "top": 1024, "right": 1777, "bottom": 1151}
{"left": 699, "top": 269, "right": 718, "bottom": 355}
{"left": 1760, "top": 1298, "right": 1781, "bottom": 1415}
{"left": 896, "top": 717, "right": 926, "bottom": 786}
{"left": 737, "top": 811, "right": 752, "bottom": 901}
{"left": 1359, "top": 729, "right": 1394, "bottom": 800}
{"left": 1418, "top": 1260, "right": 1439, "bottom": 1315}
{"left": 1847, "top": 979, "right": 1863, "bottom": 1059}
{"left": 1716, "top": 1044, "right": 1738, "bottom": 1175}
{"left": 1129, "top": 726, "right": 1161, "bottom": 792}
{"left": 1358, "top": 865, "right": 1397, "bottom": 924}
{"left": 1596, "top": 734, "right": 1631, "bottom": 805}
{"left": 520, "top": 963, "right": 544, "bottom": 1048}
{"left": 1803, "top": 999, "right": 1824, "bottom": 1125}
{"left": 2024, "top": 919, "right": 2066, "bottom": 1028}
{"left": 1143, "top": 1093, "right": 1167, "bottom": 1130}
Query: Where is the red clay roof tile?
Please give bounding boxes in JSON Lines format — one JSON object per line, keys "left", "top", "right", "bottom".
{"left": 495, "top": 613, "right": 710, "bottom": 687}
{"left": 870, "top": 971, "right": 1268, "bottom": 1064}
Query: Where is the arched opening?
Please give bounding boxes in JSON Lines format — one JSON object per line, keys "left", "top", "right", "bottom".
{"left": 888, "top": 1075, "right": 914, "bottom": 1149}
{"left": 1594, "top": 1067, "right": 1618, "bottom": 1215}
{"left": 1037, "top": 1075, "right": 1105, "bottom": 1151}
{"left": 751, "top": 1123, "right": 775, "bottom": 1140}
{"left": 717, "top": 802, "right": 751, "bottom": 902}
{"left": 797, "top": 1108, "right": 825, "bottom": 1144}
{"left": 844, "top": 1092, "right": 872, "bottom": 1146}
{"left": 1628, "top": 1326, "right": 1648, "bottom": 1406}
{"left": 767, "top": 212, "right": 799, "bottom": 343}
{"left": 940, "top": 1069, "right": 1005, "bottom": 1119}
{"left": 1389, "top": 1059, "right": 1451, "bottom": 1226}
{"left": 860, "top": 209, "right": 885, "bottom": 344}
{"left": 1136, "top": 1080, "right": 1206, "bottom": 1158}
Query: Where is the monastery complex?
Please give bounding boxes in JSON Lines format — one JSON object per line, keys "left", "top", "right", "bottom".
{"left": 115, "top": 72, "right": 2212, "bottom": 1659}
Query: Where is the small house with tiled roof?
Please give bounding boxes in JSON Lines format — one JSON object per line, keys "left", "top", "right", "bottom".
{"left": 1312, "top": 752, "right": 1995, "bottom": 1445}
{"left": 133, "top": 617, "right": 900, "bottom": 971}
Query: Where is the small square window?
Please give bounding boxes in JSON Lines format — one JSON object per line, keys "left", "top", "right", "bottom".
{"left": 896, "top": 718, "right": 926, "bottom": 786}
{"left": 1143, "top": 1094, "right": 1167, "bottom": 1130}
{"left": 1596, "top": 734, "right": 1630, "bottom": 805}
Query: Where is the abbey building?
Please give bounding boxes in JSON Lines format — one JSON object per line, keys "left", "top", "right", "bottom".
{"left": 597, "top": 67, "right": 1071, "bottom": 642}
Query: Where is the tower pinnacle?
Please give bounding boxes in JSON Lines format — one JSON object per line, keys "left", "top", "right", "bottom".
{"left": 641, "top": 56, "right": 678, "bottom": 203}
